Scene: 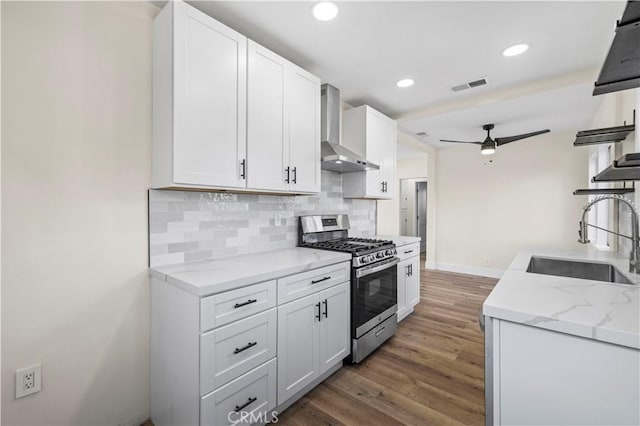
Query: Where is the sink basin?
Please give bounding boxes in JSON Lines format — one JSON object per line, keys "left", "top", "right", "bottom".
{"left": 526, "top": 256, "right": 634, "bottom": 285}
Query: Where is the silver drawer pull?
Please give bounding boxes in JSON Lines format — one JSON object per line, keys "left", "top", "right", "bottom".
{"left": 311, "top": 276, "right": 331, "bottom": 284}
{"left": 404, "top": 250, "right": 413, "bottom": 254}
{"left": 233, "top": 341, "right": 257, "bottom": 354}
{"left": 375, "top": 327, "right": 386, "bottom": 337}
{"left": 234, "top": 299, "right": 257, "bottom": 308}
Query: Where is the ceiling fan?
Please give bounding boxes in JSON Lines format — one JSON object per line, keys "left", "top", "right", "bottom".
{"left": 440, "top": 124, "right": 550, "bottom": 155}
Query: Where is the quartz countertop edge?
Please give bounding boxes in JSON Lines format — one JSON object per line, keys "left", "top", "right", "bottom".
{"left": 149, "top": 247, "right": 352, "bottom": 297}
{"left": 372, "top": 234, "right": 421, "bottom": 247}
{"left": 483, "top": 248, "right": 640, "bottom": 349}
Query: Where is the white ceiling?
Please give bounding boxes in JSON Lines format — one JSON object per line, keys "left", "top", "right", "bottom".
{"left": 402, "top": 80, "right": 602, "bottom": 149}
{"left": 182, "top": 1, "right": 625, "bottom": 155}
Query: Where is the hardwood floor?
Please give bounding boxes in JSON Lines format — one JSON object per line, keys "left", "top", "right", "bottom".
{"left": 276, "top": 263, "right": 498, "bottom": 426}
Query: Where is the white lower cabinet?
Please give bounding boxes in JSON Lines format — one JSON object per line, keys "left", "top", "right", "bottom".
{"left": 397, "top": 243, "right": 421, "bottom": 321}
{"left": 277, "top": 282, "right": 350, "bottom": 404}
{"left": 150, "top": 260, "right": 351, "bottom": 426}
{"left": 487, "top": 319, "right": 640, "bottom": 425}
{"left": 201, "top": 359, "right": 277, "bottom": 426}
{"left": 200, "top": 308, "right": 277, "bottom": 395}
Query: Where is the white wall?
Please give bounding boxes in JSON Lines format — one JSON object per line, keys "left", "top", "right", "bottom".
{"left": 2, "top": 2, "right": 157, "bottom": 424}
{"left": 377, "top": 131, "right": 437, "bottom": 266}
{"left": 587, "top": 89, "right": 638, "bottom": 255}
{"left": 435, "top": 131, "right": 588, "bottom": 275}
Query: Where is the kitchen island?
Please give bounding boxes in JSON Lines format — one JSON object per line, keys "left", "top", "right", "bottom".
{"left": 482, "top": 248, "right": 639, "bottom": 425}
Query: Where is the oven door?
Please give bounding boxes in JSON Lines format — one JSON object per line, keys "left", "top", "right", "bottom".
{"left": 352, "top": 257, "right": 399, "bottom": 338}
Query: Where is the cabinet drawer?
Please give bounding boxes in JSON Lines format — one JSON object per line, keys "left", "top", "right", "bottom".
{"left": 201, "top": 358, "right": 277, "bottom": 426}
{"left": 277, "top": 261, "right": 350, "bottom": 304}
{"left": 201, "top": 309, "right": 277, "bottom": 395}
{"left": 201, "top": 280, "right": 277, "bottom": 332}
{"left": 397, "top": 243, "right": 420, "bottom": 262}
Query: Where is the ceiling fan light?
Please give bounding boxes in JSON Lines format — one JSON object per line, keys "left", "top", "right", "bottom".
{"left": 481, "top": 146, "right": 495, "bottom": 155}
{"left": 481, "top": 142, "right": 496, "bottom": 155}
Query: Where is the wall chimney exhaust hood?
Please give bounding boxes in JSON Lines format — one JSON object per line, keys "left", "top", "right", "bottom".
{"left": 320, "top": 84, "right": 379, "bottom": 173}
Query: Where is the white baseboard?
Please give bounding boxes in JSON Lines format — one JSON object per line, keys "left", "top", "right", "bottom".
{"left": 430, "top": 262, "right": 504, "bottom": 279}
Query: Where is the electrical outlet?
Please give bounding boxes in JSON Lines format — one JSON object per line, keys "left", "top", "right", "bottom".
{"left": 16, "top": 364, "right": 41, "bottom": 399}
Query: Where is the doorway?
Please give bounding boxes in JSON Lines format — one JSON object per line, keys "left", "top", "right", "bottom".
{"left": 399, "top": 178, "right": 427, "bottom": 254}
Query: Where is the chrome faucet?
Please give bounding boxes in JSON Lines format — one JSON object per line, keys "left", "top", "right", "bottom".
{"left": 578, "top": 194, "right": 640, "bottom": 273}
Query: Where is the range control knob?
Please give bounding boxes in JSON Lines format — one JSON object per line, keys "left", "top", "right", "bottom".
{"left": 376, "top": 252, "right": 384, "bottom": 259}
{"left": 385, "top": 249, "right": 393, "bottom": 256}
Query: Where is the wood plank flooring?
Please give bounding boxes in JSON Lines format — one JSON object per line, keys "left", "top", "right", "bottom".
{"left": 276, "top": 261, "right": 498, "bottom": 426}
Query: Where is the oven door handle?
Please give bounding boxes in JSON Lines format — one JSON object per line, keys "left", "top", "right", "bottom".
{"left": 356, "top": 257, "right": 400, "bottom": 278}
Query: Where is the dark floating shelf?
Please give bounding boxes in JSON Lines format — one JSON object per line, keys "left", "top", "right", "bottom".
{"left": 573, "top": 188, "right": 635, "bottom": 195}
{"left": 592, "top": 163, "right": 640, "bottom": 182}
{"left": 593, "top": 1, "right": 640, "bottom": 96}
{"left": 614, "top": 153, "right": 640, "bottom": 168}
{"left": 573, "top": 124, "right": 635, "bottom": 146}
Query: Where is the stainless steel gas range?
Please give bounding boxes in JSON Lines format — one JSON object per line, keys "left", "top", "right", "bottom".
{"left": 299, "top": 214, "right": 399, "bottom": 363}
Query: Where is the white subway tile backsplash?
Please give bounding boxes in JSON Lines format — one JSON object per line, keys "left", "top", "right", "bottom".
{"left": 149, "top": 170, "right": 376, "bottom": 266}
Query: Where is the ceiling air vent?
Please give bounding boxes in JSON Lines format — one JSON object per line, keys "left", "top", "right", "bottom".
{"left": 451, "top": 77, "right": 488, "bottom": 92}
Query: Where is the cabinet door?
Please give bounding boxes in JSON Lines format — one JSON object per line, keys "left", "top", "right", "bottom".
{"left": 247, "top": 41, "right": 287, "bottom": 191}
{"left": 173, "top": 2, "right": 247, "bottom": 188}
{"left": 364, "top": 109, "right": 383, "bottom": 197}
{"left": 287, "top": 66, "right": 320, "bottom": 193}
{"left": 277, "top": 293, "right": 320, "bottom": 404}
{"left": 318, "top": 283, "right": 350, "bottom": 375}
{"left": 379, "top": 116, "right": 397, "bottom": 198}
{"left": 406, "top": 257, "right": 420, "bottom": 308}
{"left": 396, "top": 259, "right": 410, "bottom": 321}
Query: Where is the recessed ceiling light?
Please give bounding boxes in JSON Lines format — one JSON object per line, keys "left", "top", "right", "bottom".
{"left": 396, "top": 78, "right": 414, "bottom": 88}
{"left": 502, "top": 43, "right": 529, "bottom": 57}
{"left": 313, "top": 2, "right": 338, "bottom": 21}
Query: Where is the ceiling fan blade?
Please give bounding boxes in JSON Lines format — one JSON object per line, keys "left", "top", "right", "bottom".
{"left": 439, "top": 139, "right": 483, "bottom": 145}
{"left": 495, "top": 129, "right": 550, "bottom": 146}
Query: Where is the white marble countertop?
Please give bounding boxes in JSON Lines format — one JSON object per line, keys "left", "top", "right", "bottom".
{"left": 372, "top": 234, "right": 421, "bottom": 247}
{"left": 483, "top": 248, "right": 640, "bottom": 349}
{"left": 150, "top": 248, "right": 351, "bottom": 297}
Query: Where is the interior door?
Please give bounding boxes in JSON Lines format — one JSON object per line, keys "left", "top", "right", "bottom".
{"left": 318, "top": 283, "right": 350, "bottom": 374}
{"left": 417, "top": 181, "right": 427, "bottom": 253}
{"left": 286, "top": 66, "right": 320, "bottom": 193}
{"left": 277, "top": 293, "right": 320, "bottom": 405}
{"left": 173, "top": 2, "right": 247, "bottom": 187}
{"left": 247, "top": 40, "right": 287, "bottom": 191}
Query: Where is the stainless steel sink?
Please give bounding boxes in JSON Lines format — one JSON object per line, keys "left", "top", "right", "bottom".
{"left": 526, "top": 256, "right": 634, "bottom": 285}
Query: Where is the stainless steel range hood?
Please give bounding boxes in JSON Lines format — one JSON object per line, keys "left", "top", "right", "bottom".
{"left": 320, "top": 84, "right": 379, "bottom": 173}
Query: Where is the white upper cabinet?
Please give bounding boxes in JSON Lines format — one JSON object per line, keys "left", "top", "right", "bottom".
{"left": 286, "top": 65, "right": 321, "bottom": 193}
{"left": 152, "top": 2, "right": 320, "bottom": 194}
{"left": 341, "top": 105, "right": 397, "bottom": 199}
{"left": 248, "top": 41, "right": 320, "bottom": 194}
{"left": 247, "top": 41, "right": 287, "bottom": 192}
{"left": 153, "top": 1, "right": 247, "bottom": 189}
